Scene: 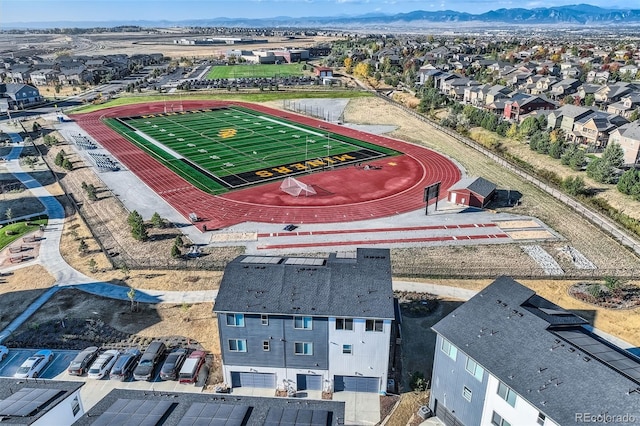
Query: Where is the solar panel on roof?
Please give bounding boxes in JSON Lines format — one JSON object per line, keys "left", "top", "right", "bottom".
{"left": 0, "top": 388, "right": 63, "bottom": 417}
{"left": 284, "top": 258, "right": 325, "bottom": 266}
{"left": 265, "top": 407, "right": 331, "bottom": 426}
{"left": 241, "top": 256, "right": 282, "bottom": 264}
{"left": 178, "top": 403, "right": 250, "bottom": 426}
{"left": 554, "top": 328, "right": 640, "bottom": 385}
{"left": 92, "top": 399, "right": 174, "bottom": 426}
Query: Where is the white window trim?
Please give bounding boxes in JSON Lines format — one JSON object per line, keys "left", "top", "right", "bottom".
{"left": 497, "top": 381, "right": 517, "bottom": 407}
{"left": 294, "top": 316, "right": 313, "bottom": 330}
{"left": 228, "top": 339, "right": 247, "bottom": 352}
{"left": 294, "top": 342, "right": 313, "bottom": 355}
{"left": 263, "top": 340, "right": 270, "bottom": 351}
{"left": 261, "top": 315, "right": 269, "bottom": 326}
{"left": 465, "top": 357, "right": 484, "bottom": 381}
{"left": 365, "top": 319, "right": 384, "bottom": 332}
{"left": 335, "top": 317, "right": 354, "bottom": 331}
{"left": 462, "top": 386, "right": 472, "bottom": 402}
{"left": 226, "top": 313, "right": 245, "bottom": 327}
{"left": 342, "top": 344, "right": 353, "bottom": 355}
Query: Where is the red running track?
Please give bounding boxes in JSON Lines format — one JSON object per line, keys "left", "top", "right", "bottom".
{"left": 71, "top": 101, "right": 461, "bottom": 229}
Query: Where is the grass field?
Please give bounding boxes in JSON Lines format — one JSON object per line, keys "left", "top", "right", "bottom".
{"left": 0, "top": 218, "right": 48, "bottom": 250}
{"left": 105, "top": 105, "right": 400, "bottom": 194}
{"left": 206, "top": 63, "right": 306, "bottom": 79}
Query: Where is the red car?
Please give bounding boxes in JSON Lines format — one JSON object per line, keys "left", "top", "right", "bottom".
{"left": 178, "top": 350, "right": 206, "bottom": 384}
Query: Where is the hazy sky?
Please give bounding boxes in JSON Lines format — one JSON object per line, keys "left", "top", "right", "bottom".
{"left": 1, "top": 0, "right": 638, "bottom": 23}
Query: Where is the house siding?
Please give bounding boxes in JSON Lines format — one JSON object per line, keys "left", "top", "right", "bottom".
{"left": 219, "top": 313, "right": 328, "bottom": 370}
{"left": 430, "top": 334, "right": 489, "bottom": 426}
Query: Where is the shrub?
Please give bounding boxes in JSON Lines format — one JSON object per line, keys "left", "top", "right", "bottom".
{"left": 410, "top": 371, "right": 429, "bottom": 391}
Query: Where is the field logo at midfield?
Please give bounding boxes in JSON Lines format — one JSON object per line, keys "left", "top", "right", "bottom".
{"left": 219, "top": 128, "right": 237, "bottom": 139}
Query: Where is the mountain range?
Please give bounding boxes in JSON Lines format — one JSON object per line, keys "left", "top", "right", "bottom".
{"left": 5, "top": 4, "right": 640, "bottom": 29}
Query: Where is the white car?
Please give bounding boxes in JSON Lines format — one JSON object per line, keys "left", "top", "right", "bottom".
{"left": 14, "top": 350, "right": 53, "bottom": 378}
{"left": 87, "top": 350, "right": 120, "bottom": 379}
{"left": 0, "top": 346, "right": 8, "bottom": 361}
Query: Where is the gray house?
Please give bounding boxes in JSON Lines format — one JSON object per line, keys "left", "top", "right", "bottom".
{"left": 430, "top": 276, "right": 640, "bottom": 426}
{"left": 214, "top": 248, "right": 395, "bottom": 394}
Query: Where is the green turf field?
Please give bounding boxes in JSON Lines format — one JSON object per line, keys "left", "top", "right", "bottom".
{"left": 206, "top": 63, "right": 305, "bottom": 79}
{"left": 105, "top": 106, "right": 400, "bottom": 194}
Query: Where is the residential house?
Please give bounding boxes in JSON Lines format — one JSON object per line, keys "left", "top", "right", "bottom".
{"left": 532, "top": 76, "right": 559, "bottom": 96}
{"left": 504, "top": 95, "right": 557, "bottom": 121}
{"left": 213, "top": 248, "right": 396, "bottom": 395}
{"left": 484, "top": 85, "right": 512, "bottom": 106}
{"left": 550, "top": 78, "right": 580, "bottom": 99}
{"left": 0, "top": 378, "right": 85, "bottom": 425}
{"left": 586, "top": 69, "right": 610, "bottom": 83}
{"left": 547, "top": 105, "right": 594, "bottom": 135}
{"left": 0, "top": 83, "right": 43, "bottom": 110}
{"left": 429, "top": 276, "right": 640, "bottom": 426}
{"left": 29, "top": 68, "right": 59, "bottom": 86}
{"left": 595, "top": 83, "right": 635, "bottom": 105}
{"left": 463, "top": 84, "right": 491, "bottom": 106}
{"left": 607, "top": 93, "right": 640, "bottom": 118}
{"left": 442, "top": 77, "right": 481, "bottom": 101}
{"left": 620, "top": 64, "right": 639, "bottom": 77}
{"left": 7, "top": 64, "right": 31, "bottom": 83}
{"left": 609, "top": 121, "right": 640, "bottom": 165}
{"left": 58, "top": 65, "right": 92, "bottom": 86}
{"left": 417, "top": 66, "right": 444, "bottom": 86}
{"left": 576, "top": 83, "right": 601, "bottom": 102}
{"left": 569, "top": 111, "right": 628, "bottom": 148}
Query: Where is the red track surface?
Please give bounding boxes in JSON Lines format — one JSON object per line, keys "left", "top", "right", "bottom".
{"left": 72, "top": 101, "right": 461, "bottom": 229}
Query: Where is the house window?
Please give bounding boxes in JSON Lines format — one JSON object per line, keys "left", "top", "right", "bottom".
{"left": 226, "top": 313, "right": 245, "bottom": 327}
{"left": 497, "top": 381, "right": 517, "bottom": 407}
{"left": 294, "top": 316, "right": 312, "bottom": 330}
{"left": 462, "top": 386, "right": 472, "bottom": 402}
{"left": 465, "top": 357, "right": 484, "bottom": 381}
{"left": 335, "top": 317, "right": 353, "bottom": 330}
{"left": 294, "top": 342, "right": 313, "bottom": 355}
{"left": 261, "top": 315, "right": 268, "bottom": 325}
{"left": 228, "top": 339, "right": 247, "bottom": 352}
{"left": 342, "top": 344, "right": 352, "bottom": 355}
{"left": 263, "top": 340, "right": 270, "bottom": 351}
{"left": 491, "top": 411, "right": 511, "bottom": 426}
{"left": 537, "top": 412, "right": 546, "bottom": 426}
{"left": 365, "top": 319, "right": 383, "bottom": 332}
{"left": 441, "top": 338, "right": 458, "bottom": 361}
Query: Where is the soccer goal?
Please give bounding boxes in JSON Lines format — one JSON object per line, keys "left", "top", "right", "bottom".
{"left": 280, "top": 176, "right": 317, "bottom": 197}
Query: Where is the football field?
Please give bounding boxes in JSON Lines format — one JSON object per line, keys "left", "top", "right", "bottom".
{"left": 206, "top": 64, "right": 305, "bottom": 79}
{"left": 105, "top": 106, "right": 400, "bottom": 194}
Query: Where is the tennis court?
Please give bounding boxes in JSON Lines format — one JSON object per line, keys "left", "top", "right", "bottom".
{"left": 106, "top": 106, "right": 399, "bottom": 194}
{"left": 206, "top": 64, "right": 305, "bottom": 79}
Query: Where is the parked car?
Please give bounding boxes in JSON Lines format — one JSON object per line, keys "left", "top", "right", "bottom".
{"left": 87, "top": 350, "right": 120, "bottom": 379}
{"left": 0, "top": 345, "right": 8, "bottom": 362}
{"left": 159, "top": 348, "right": 188, "bottom": 381}
{"left": 109, "top": 348, "right": 141, "bottom": 381}
{"left": 14, "top": 350, "right": 53, "bottom": 378}
{"left": 178, "top": 350, "right": 206, "bottom": 384}
{"left": 133, "top": 341, "right": 166, "bottom": 381}
{"left": 67, "top": 346, "right": 99, "bottom": 376}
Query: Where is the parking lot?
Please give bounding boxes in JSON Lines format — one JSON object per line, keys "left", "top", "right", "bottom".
{"left": 0, "top": 348, "right": 210, "bottom": 409}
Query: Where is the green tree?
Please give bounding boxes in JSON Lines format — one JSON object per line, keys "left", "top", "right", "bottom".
{"left": 54, "top": 151, "right": 64, "bottom": 166}
{"left": 88, "top": 258, "right": 97, "bottom": 273}
{"left": 62, "top": 158, "right": 73, "bottom": 170}
{"left": 584, "top": 94, "right": 595, "bottom": 106}
{"left": 549, "top": 140, "right": 565, "bottom": 159}
{"left": 586, "top": 143, "right": 624, "bottom": 184}
{"left": 519, "top": 116, "right": 540, "bottom": 137}
{"left": 151, "top": 212, "right": 165, "bottom": 228}
{"left": 569, "top": 149, "right": 586, "bottom": 171}
{"left": 174, "top": 235, "right": 184, "bottom": 248}
{"left": 78, "top": 238, "right": 88, "bottom": 254}
{"left": 506, "top": 123, "right": 518, "bottom": 139}
{"left": 561, "top": 144, "right": 577, "bottom": 166}
{"left": 127, "top": 210, "right": 148, "bottom": 241}
{"left": 602, "top": 142, "right": 624, "bottom": 169}
{"left": 171, "top": 243, "right": 181, "bottom": 258}
{"left": 127, "top": 287, "right": 136, "bottom": 312}
{"left": 617, "top": 169, "right": 640, "bottom": 199}
{"left": 562, "top": 176, "right": 586, "bottom": 196}
{"left": 5, "top": 207, "right": 13, "bottom": 223}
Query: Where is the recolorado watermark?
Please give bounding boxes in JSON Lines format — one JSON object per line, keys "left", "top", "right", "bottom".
{"left": 576, "top": 413, "right": 636, "bottom": 423}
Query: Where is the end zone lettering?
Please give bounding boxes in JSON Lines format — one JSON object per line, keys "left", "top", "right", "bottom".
{"left": 255, "top": 154, "right": 356, "bottom": 178}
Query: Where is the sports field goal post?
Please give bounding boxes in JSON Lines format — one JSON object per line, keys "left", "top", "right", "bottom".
{"left": 280, "top": 177, "right": 316, "bottom": 197}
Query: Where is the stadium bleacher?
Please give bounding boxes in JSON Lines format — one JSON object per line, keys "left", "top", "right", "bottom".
{"left": 88, "top": 152, "right": 120, "bottom": 171}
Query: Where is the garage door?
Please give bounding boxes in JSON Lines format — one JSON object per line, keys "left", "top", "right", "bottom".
{"left": 231, "top": 372, "right": 276, "bottom": 388}
{"left": 334, "top": 375, "right": 379, "bottom": 393}
{"left": 297, "top": 374, "right": 322, "bottom": 391}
